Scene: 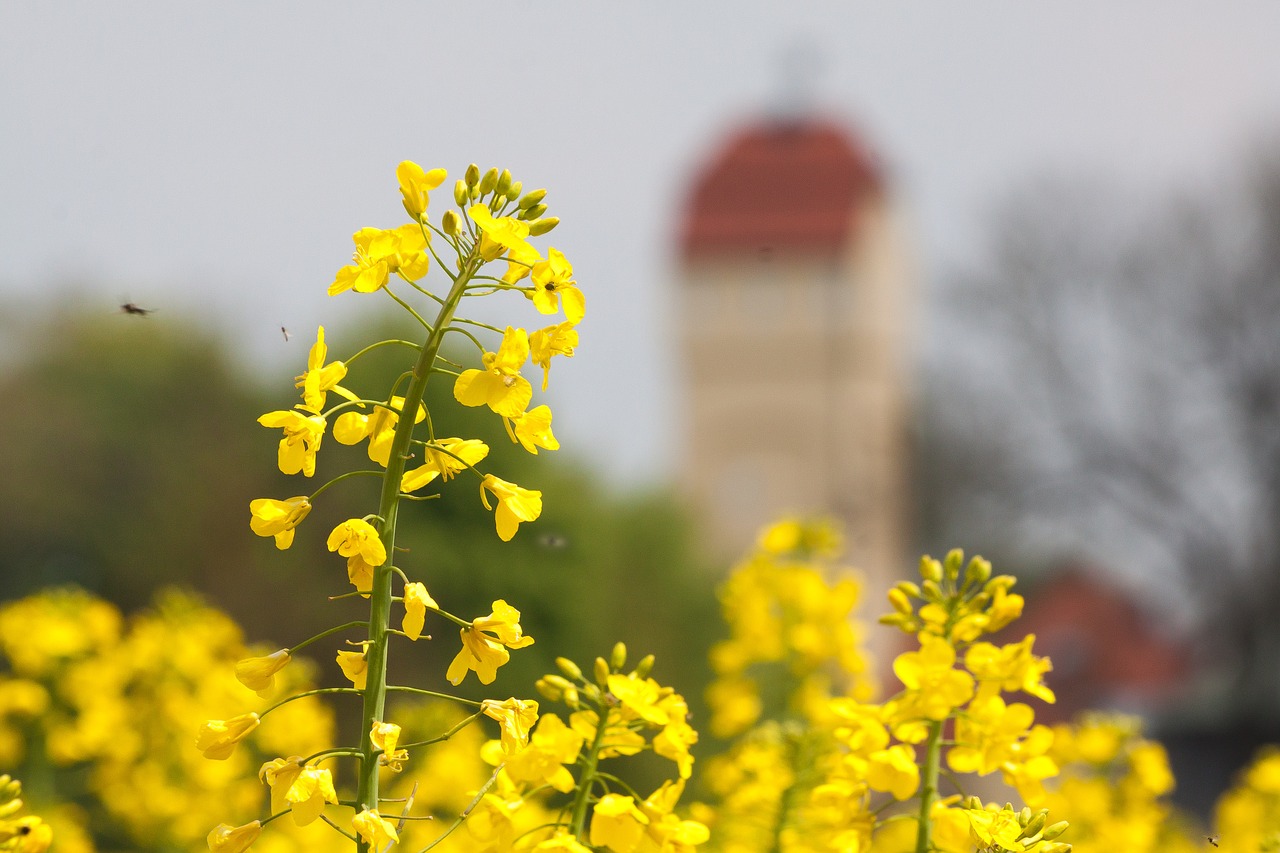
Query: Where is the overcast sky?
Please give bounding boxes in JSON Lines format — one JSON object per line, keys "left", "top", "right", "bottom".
{"left": 4, "top": 2, "right": 1280, "bottom": 483}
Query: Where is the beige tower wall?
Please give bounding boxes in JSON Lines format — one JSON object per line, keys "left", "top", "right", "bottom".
{"left": 675, "top": 192, "right": 913, "bottom": 597}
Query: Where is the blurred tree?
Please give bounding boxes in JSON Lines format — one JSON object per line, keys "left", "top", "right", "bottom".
{"left": 0, "top": 303, "right": 272, "bottom": 607}
{"left": 919, "top": 156, "right": 1280, "bottom": 727}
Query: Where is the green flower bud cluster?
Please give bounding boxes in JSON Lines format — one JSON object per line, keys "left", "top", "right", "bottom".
{"left": 454, "top": 162, "right": 558, "bottom": 234}
{"left": 880, "top": 547, "right": 1022, "bottom": 642}
{"left": 962, "top": 799, "right": 1072, "bottom": 853}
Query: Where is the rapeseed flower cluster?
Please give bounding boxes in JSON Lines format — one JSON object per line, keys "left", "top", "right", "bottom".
{"left": 1211, "top": 746, "right": 1280, "bottom": 853}
{"left": 227, "top": 159, "right": 584, "bottom": 849}
{"left": 0, "top": 588, "right": 339, "bottom": 852}
{"left": 696, "top": 539, "right": 1075, "bottom": 853}
{"left": 198, "top": 158, "right": 697, "bottom": 852}
{"left": 0, "top": 776, "right": 50, "bottom": 853}
{"left": 1033, "top": 713, "right": 1190, "bottom": 853}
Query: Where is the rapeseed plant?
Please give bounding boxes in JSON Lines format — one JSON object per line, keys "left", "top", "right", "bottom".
{"left": 202, "top": 160, "right": 708, "bottom": 851}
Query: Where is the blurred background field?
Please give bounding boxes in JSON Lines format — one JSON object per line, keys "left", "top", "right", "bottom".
{"left": 4, "top": 2, "right": 1280, "bottom": 844}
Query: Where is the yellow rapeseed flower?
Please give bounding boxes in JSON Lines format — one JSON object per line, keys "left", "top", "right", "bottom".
{"left": 258, "top": 756, "right": 337, "bottom": 826}
{"left": 446, "top": 600, "right": 535, "bottom": 685}
{"left": 528, "top": 321, "right": 578, "bottom": 391}
{"left": 329, "top": 224, "right": 430, "bottom": 296}
{"left": 454, "top": 326, "right": 534, "bottom": 418}
{"left": 326, "top": 519, "right": 387, "bottom": 572}
{"left": 247, "top": 496, "right": 311, "bottom": 549}
{"left": 505, "top": 405, "right": 559, "bottom": 455}
{"left": 294, "top": 326, "right": 358, "bottom": 413}
{"left": 336, "top": 650, "right": 368, "bottom": 690}
{"left": 256, "top": 408, "right": 325, "bottom": 477}
{"left": 351, "top": 809, "right": 398, "bottom": 848}
{"left": 867, "top": 743, "right": 920, "bottom": 800}
{"left": 505, "top": 712, "right": 583, "bottom": 793}
{"left": 401, "top": 582, "right": 438, "bottom": 641}
{"left": 532, "top": 833, "right": 593, "bottom": 853}
{"left": 397, "top": 160, "right": 446, "bottom": 220}
{"left": 530, "top": 248, "right": 584, "bottom": 323}
{"left": 205, "top": 820, "right": 260, "bottom": 853}
{"left": 370, "top": 721, "right": 408, "bottom": 771}
{"left": 234, "top": 649, "right": 291, "bottom": 698}
{"left": 468, "top": 204, "right": 538, "bottom": 264}
{"left": 334, "top": 395, "right": 424, "bottom": 467}
{"left": 590, "top": 794, "right": 649, "bottom": 851}
{"left": 196, "top": 712, "right": 260, "bottom": 760}
{"left": 401, "top": 437, "right": 489, "bottom": 492}
{"left": 479, "top": 474, "right": 543, "bottom": 541}
{"left": 482, "top": 697, "right": 540, "bottom": 756}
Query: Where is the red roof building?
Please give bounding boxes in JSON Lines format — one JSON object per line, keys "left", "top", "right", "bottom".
{"left": 679, "top": 120, "right": 883, "bottom": 259}
{"left": 673, "top": 117, "right": 913, "bottom": 611}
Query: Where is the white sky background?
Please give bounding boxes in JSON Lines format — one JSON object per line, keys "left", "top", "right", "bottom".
{"left": 3, "top": 3, "right": 1280, "bottom": 484}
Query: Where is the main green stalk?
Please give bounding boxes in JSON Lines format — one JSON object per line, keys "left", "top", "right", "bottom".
{"left": 914, "top": 719, "right": 944, "bottom": 853}
{"left": 355, "top": 257, "right": 478, "bottom": 850}
{"left": 568, "top": 703, "right": 611, "bottom": 838}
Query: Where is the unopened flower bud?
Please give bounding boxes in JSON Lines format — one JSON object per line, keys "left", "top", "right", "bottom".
{"left": 963, "top": 795, "right": 983, "bottom": 810}
{"left": 944, "top": 548, "right": 964, "bottom": 581}
{"left": 518, "top": 202, "right": 548, "bottom": 221}
{"left": 454, "top": 179, "right": 469, "bottom": 207}
{"left": 920, "top": 556, "right": 943, "bottom": 583}
{"left": 528, "top": 217, "right": 559, "bottom": 236}
{"left": 594, "top": 656, "right": 611, "bottom": 686}
{"left": 479, "top": 167, "right": 498, "bottom": 195}
{"left": 441, "top": 209, "right": 460, "bottom": 235}
{"left": 896, "top": 580, "right": 922, "bottom": 599}
{"left": 465, "top": 163, "right": 481, "bottom": 187}
{"left": 966, "top": 556, "right": 992, "bottom": 585}
{"left": 921, "top": 579, "right": 943, "bottom": 601}
{"left": 562, "top": 685, "right": 580, "bottom": 708}
{"left": 888, "top": 588, "right": 913, "bottom": 615}
{"left": 984, "top": 575, "right": 1018, "bottom": 594}
{"left": 556, "top": 656, "right": 583, "bottom": 681}
{"left": 1041, "top": 821, "right": 1069, "bottom": 840}
{"left": 632, "top": 654, "right": 655, "bottom": 679}
{"left": 519, "top": 188, "right": 548, "bottom": 210}
{"left": 507, "top": 181, "right": 523, "bottom": 202}
{"left": 1036, "top": 843, "right": 1071, "bottom": 853}
{"left": 495, "top": 169, "right": 512, "bottom": 196}
{"left": 610, "top": 642, "right": 628, "bottom": 670}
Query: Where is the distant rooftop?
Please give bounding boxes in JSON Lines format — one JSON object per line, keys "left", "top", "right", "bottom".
{"left": 679, "top": 119, "right": 882, "bottom": 259}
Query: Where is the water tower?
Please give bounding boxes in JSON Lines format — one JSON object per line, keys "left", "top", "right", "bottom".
{"left": 674, "top": 117, "right": 913, "bottom": 589}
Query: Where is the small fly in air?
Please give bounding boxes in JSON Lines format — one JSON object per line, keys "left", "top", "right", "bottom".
{"left": 538, "top": 533, "right": 569, "bottom": 550}
{"left": 1207, "top": 836, "right": 1219, "bottom": 848}
{"left": 120, "top": 302, "right": 156, "bottom": 317}
{"left": 281, "top": 326, "right": 291, "bottom": 341}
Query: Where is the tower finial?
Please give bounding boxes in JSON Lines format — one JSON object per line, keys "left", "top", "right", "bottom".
{"left": 772, "top": 35, "right": 824, "bottom": 121}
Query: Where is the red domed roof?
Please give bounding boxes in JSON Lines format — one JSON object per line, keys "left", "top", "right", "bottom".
{"left": 679, "top": 119, "right": 882, "bottom": 259}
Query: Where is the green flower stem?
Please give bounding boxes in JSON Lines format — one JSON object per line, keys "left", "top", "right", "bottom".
{"left": 385, "top": 685, "right": 482, "bottom": 706}
{"left": 355, "top": 253, "right": 480, "bottom": 852}
{"left": 345, "top": 339, "right": 422, "bottom": 365}
{"left": 308, "top": 470, "right": 385, "bottom": 502}
{"left": 569, "top": 704, "right": 612, "bottom": 838}
{"left": 914, "top": 719, "right": 945, "bottom": 853}
{"left": 288, "top": 621, "right": 370, "bottom": 656}
{"left": 260, "top": 687, "right": 363, "bottom": 718}
{"left": 415, "top": 764, "right": 503, "bottom": 853}
{"left": 397, "top": 710, "right": 485, "bottom": 750}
